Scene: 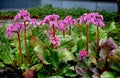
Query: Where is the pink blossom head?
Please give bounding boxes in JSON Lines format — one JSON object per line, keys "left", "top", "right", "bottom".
{"left": 78, "top": 50, "right": 88, "bottom": 61}
{"left": 51, "top": 14, "right": 59, "bottom": 21}
{"left": 49, "top": 21, "right": 58, "bottom": 28}
{"left": 14, "top": 9, "right": 31, "bottom": 22}
{"left": 30, "top": 18, "right": 36, "bottom": 25}
{"left": 72, "top": 19, "right": 77, "bottom": 25}
{"left": 93, "top": 13, "right": 105, "bottom": 27}
{"left": 77, "top": 13, "right": 105, "bottom": 27}
{"left": 51, "top": 35, "right": 60, "bottom": 47}
{"left": 43, "top": 14, "right": 59, "bottom": 23}
{"left": 20, "top": 9, "right": 30, "bottom": 17}
{"left": 77, "top": 16, "right": 84, "bottom": 25}
{"left": 47, "top": 30, "right": 54, "bottom": 36}
{"left": 6, "top": 23, "right": 24, "bottom": 37}
{"left": 64, "top": 16, "right": 76, "bottom": 26}
{"left": 14, "top": 13, "right": 22, "bottom": 21}
{"left": 57, "top": 20, "right": 67, "bottom": 31}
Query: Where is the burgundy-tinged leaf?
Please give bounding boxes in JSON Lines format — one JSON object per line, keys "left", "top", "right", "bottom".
{"left": 23, "top": 69, "right": 35, "bottom": 78}
{"left": 75, "top": 64, "right": 92, "bottom": 77}
{"left": 101, "top": 38, "right": 117, "bottom": 54}
{"left": 99, "top": 38, "right": 118, "bottom": 60}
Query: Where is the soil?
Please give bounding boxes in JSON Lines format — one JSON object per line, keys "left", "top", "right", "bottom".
{"left": 0, "top": 66, "right": 23, "bottom": 78}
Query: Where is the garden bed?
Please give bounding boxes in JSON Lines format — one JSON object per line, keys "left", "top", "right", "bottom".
{"left": 0, "top": 7, "right": 120, "bottom": 78}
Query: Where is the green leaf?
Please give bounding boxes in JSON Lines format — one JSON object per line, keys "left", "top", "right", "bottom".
{"left": 88, "top": 55, "right": 97, "bottom": 65}
{"left": 97, "top": 59, "right": 106, "bottom": 69}
{"left": 55, "top": 66, "right": 66, "bottom": 76}
{"left": 101, "top": 71, "right": 115, "bottom": 78}
{"left": 46, "top": 49, "right": 59, "bottom": 68}
{"left": 48, "top": 76, "right": 64, "bottom": 78}
{"left": 104, "top": 21, "right": 116, "bottom": 33}
{"left": 31, "top": 64, "right": 43, "bottom": 71}
{"left": 30, "top": 36, "right": 50, "bottom": 65}
{"left": 110, "top": 63, "right": 120, "bottom": 72}
{"left": 20, "top": 63, "right": 29, "bottom": 70}
{"left": 76, "top": 35, "right": 86, "bottom": 50}
{"left": 38, "top": 74, "right": 46, "bottom": 78}
{"left": 65, "top": 69, "right": 77, "bottom": 77}
{"left": 75, "top": 64, "right": 92, "bottom": 78}
{"left": 58, "top": 48, "right": 76, "bottom": 62}
{"left": 0, "top": 62, "right": 5, "bottom": 68}
{"left": 59, "top": 35, "right": 74, "bottom": 51}
{"left": 34, "top": 45, "right": 50, "bottom": 65}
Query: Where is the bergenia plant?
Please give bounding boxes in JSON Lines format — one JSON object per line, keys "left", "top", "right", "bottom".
{"left": 7, "top": 9, "right": 36, "bottom": 64}
{"left": 14, "top": 9, "right": 36, "bottom": 64}
{"left": 78, "top": 12, "right": 104, "bottom": 54}
{"left": 40, "top": 14, "right": 61, "bottom": 51}
{"left": 6, "top": 22, "right": 25, "bottom": 63}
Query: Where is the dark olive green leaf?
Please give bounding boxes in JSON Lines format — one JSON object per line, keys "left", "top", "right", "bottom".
{"left": 65, "top": 69, "right": 77, "bottom": 77}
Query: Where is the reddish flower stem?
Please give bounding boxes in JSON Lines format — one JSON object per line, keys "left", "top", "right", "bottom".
{"left": 69, "top": 26, "right": 71, "bottom": 35}
{"left": 52, "top": 25, "right": 56, "bottom": 37}
{"left": 86, "top": 25, "right": 88, "bottom": 54}
{"left": 97, "top": 26, "right": 100, "bottom": 53}
{"left": 63, "top": 30, "right": 65, "bottom": 38}
{"left": 24, "top": 21, "right": 30, "bottom": 64}
{"left": 17, "top": 32, "right": 24, "bottom": 63}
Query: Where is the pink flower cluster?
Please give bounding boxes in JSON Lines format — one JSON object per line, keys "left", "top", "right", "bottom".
{"left": 43, "top": 14, "right": 59, "bottom": 23}
{"left": 51, "top": 35, "right": 60, "bottom": 47}
{"left": 14, "top": 9, "right": 31, "bottom": 21}
{"left": 57, "top": 16, "right": 77, "bottom": 32}
{"left": 64, "top": 16, "right": 77, "bottom": 26}
{"left": 41, "top": 14, "right": 59, "bottom": 28}
{"left": 14, "top": 9, "right": 36, "bottom": 25}
{"left": 6, "top": 9, "right": 37, "bottom": 37}
{"left": 57, "top": 20, "right": 67, "bottom": 31}
{"left": 40, "top": 14, "right": 61, "bottom": 48}
{"left": 6, "top": 23, "right": 25, "bottom": 37}
{"left": 78, "top": 13, "right": 104, "bottom": 27}
{"left": 78, "top": 50, "right": 88, "bottom": 61}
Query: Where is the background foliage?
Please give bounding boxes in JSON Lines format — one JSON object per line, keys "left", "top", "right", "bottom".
{"left": 0, "top": 4, "right": 119, "bottom": 22}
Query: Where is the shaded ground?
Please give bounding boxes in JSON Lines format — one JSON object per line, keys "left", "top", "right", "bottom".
{"left": 0, "top": 66, "right": 23, "bottom": 78}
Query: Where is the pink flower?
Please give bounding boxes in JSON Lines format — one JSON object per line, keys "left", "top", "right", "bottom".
{"left": 78, "top": 50, "right": 88, "bottom": 61}
{"left": 43, "top": 14, "right": 59, "bottom": 23}
{"left": 64, "top": 16, "right": 77, "bottom": 26}
{"left": 77, "top": 13, "right": 105, "bottom": 27}
{"left": 14, "top": 13, "right": 21, "bottom": 21}
{"left": 49, "top": 21, "right": 58, "bottom": 28}
{"left": 77, "top": 16, "right": 83, "bottom": 25}
{"left": 6, "top": 22, "right": 24, "bottom": 37}
{"left": 30, "top": 18, "right": 36, "bottom": 25}
{"left": 47, "top": 30, "right": 54, "bottom": 36}
{"left": 23, "top": 16, "right": 31, "bottom": 22}
{"left": 57, "top": 20, "right": 67, "bottom": 31}
{"left": 42, "top": 14, "right": 59, "bottom": 29}
{"left": 73, "top": 19, "right": 77, "bottom": 25}
{"left": 14, "top": 9, "right": 31, "bottom": 21}
{"left": 51, "top": 35, "right": 60, "bottom": 47}
{"left": 14, "top": 9, "right": 37, "bottom": 26}
{"left": 20, "top": 9, "right": 30, "bottom": 16}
